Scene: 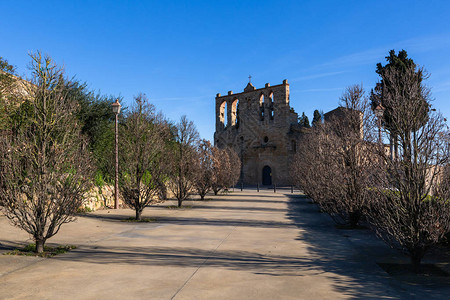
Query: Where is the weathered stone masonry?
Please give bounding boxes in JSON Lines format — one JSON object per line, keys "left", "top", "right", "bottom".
{"left": 214, "top": 80, "right": 304, "bottom": 186}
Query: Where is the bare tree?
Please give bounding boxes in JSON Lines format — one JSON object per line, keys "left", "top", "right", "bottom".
{"left": 367, "top": 64, "right": 450, "bottom": 271}
{"left": 168, "top": 115, "right": 199, "bottom": 207}
{"left": 291, "top": 129, "right": 323, "bottom": 202}
{"left": 210, "top": 147, "right": 240, "bottom": 194}
{"left": 292, "top": 85, "right": 376, "bottom": 228}
{"left": 193, "top": 139, "right": 214, "bottom": 200}
{"left": 119, "top": 94, "right": 170, "bottom": 220}
{"left": 223, "top": 147, "right": 241, "bottom": 189}
{"left": 326, "top": 85, "right": 376, "bottom": 227}
{"left": 210, "top": 146, "right": 225, "bottom": 195}
{"left": 0, "top": 52, "right": 92, "bottom": 253}
{"left": 432, "top": 163, "right": 449, "bottom": 200}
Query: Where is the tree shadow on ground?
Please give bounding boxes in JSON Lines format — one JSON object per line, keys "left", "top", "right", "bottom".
{"left": 80, "top": 213, "right": 298, "bottom": 229}
{"left": 54, "top": 244, "right": 325, "bottom": 277}
{"left": 0, "top": 240, "right": 29, "bottom": 252}
{"left": 203, "top": 198, "right": 286, "bottom": 204}
{"left": 153, "top": 205, "right": 288, "bottom": 213}
{"left": 285, "top": 193, "right": 450, "bottom": 299}
{"left": 209, "top": 193, "right": 284, "bottom": 199}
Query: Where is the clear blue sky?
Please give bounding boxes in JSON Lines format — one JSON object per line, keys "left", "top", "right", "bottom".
{"left": 1, "top": 0, "right": 449, "bottom": 140}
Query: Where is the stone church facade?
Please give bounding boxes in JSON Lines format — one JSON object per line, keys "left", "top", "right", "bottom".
{"left": 214, "top": 80, "right": 304, "bottom": 186}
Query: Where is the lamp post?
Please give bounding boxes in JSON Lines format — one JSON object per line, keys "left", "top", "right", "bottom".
{"left": 374, "top": 104, "right": 385, "bottom": 147}
{"left": 112, "top": 99, "right": 121, "bottom": 209}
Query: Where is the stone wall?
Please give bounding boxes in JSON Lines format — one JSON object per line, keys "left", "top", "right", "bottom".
{"left": 83, "top": 185, "right": 122, "bottom": 211}
{"left": 83, "top": 184, "right": 173, "bottom": 211}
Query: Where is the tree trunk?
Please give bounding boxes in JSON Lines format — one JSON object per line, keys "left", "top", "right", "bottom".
{"left": 135, "top": 209, "right": 142, "bottom": 221}
{"left": 178, "top": 198, "right": 182, "bottom": 207}
{"left": 411, "top": 254, "right": 422, "bottom": 273}
{"left": 410, "top": 248, "right": 425, "bottom": 273}
{"left": 35, "top": 239, "right": 45, "bottom": 253}
{"left": 349, "top": 211, "right": 360, "bottom": 228}
{"left": 200, "top": 193, "right": 205, "bottom": 200}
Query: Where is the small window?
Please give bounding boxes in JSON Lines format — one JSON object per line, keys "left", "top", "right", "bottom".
{"left": 264, "top": 136, "right": 269, "bottom": 143}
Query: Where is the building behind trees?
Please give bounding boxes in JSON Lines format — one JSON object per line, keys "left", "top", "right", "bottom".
{"left": 214, "top": 80, "right": 340, "bottom": 186}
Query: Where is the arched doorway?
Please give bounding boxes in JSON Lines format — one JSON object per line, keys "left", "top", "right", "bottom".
{"left": 262, "top": 166, "right": 272, "bottom": 186}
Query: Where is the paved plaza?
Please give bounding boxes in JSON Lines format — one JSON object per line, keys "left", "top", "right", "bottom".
{"left": 0, "top": 189, "right": 449, "bottom": 299}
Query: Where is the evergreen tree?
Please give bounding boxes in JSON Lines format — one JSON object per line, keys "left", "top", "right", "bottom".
{"left": 298, "top": 112, "right": 311, "bottom": 128}
{"left": 370, "top": 49, "right": 428, "bottom": 132}
{"left": 312, "top": 109, "right": 323, "bottom": 127}
{"left": 0, "top": 57, "right": 19, "bottom": 130}
{"left": 0, "top": 57, "right": 16, "bottom": 97}
{"left": 63, "top": 80, "right": 122, "bottom": 183}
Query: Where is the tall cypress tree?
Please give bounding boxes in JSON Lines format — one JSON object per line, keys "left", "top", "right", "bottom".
{"left": 370, "top": 49, "right": 428, "bottom": 132}
{"left": 298, "top": 112, "right": 311, "bottom": 128}
{"left": 312, "top": 109, "right": 322, "bottom": 127}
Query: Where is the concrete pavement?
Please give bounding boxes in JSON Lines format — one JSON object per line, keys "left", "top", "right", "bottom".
{"left": 0, "top": 188, "right": 449, "bottom": 299}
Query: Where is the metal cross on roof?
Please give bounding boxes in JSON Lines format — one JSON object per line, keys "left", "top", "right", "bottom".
{"left": 248, "top": 75, "right": 252, "bottom": 83}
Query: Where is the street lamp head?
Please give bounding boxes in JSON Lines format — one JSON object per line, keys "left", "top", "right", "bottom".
{"left": 374, "top": 104, "right": 385, "bottom": 118}
{"left": 112, "top": 99, "right": 121, "bottom": 114}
